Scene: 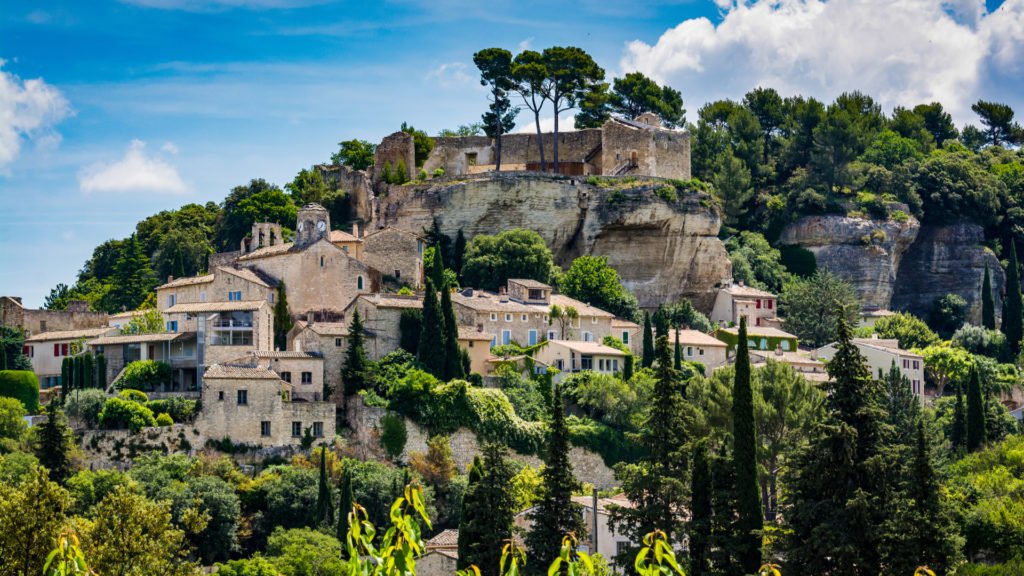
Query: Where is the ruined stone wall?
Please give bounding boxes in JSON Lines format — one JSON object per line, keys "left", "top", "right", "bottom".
{"left": 317, "top": 164, "right": 374, "bottom": 219}
{"left": 361, "top": 229, "right": 424, "bottom": 288}
{"left": 209, "top": 250, "right": 242, "bottom": 270}
{"left": 422, "top": 131, "right": 604, "bottom": 177}
{"left": 600, "top": 121, "right": 691, "bottom": 180}
{"left": 2, "top": 300, "right": 109, "bottom": 336}
{"left": 373, "top": 132, "right": 415, "bottom": 184}
{"left": 80, "top": 424, "right": 199, "bottom": 470}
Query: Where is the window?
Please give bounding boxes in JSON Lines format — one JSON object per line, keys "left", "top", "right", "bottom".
{"left": 902, "top": 359, "right": 909, "bottom": 369}
{"left": 211, "top": 311, "right": 254, "bottom": 346}
{"left": 612, "top": 359, "right": 619, "bottom": 371}
{"left": 616, "top": 541, "right": 629, "bottom": 558}
{"left": 312, "top": 422, "right": 324, "bottom": 437}
{"left": 468, "top": 340, "right": 474, "bottom": 348}
{"left": 490, "top": 337, "right": 497, "bottom": 348}
{"left": 547, "top": 330, "right": 557, "bottom": 340}
{"left": 913, "top": 360, "right": 920, "bottom": 370}
{"left": 767, "top": 299, "right": 774, "bottom": 310}
{"left": 699, "top": 348, "right": 705, "bottom": 356}
{"left": 228, "top": 291, "right": 242, "bottom": 301}
{"left": 62, "top": 343, "right": 68, "bottom": 356}
{"left": 687, "top": 346, "right": 693, "bottom": 356}
{"left": 528, "top": 330, "right": 538, "bottom": 346}
{"left": 280, "top": 371, "right": 292, "bottom": 383}
{"left": 166, "top": 320, "right": 178, "bottom": 333}
{"left": 583, "top": 331, "right": 593, "bottom": 342}
{"left": 237, "top": 390, "right": 248, "bottom": 405}
{"left": 502, "top": 330, "right": 511, "bottom": 345}
{"left": 301, "top": 372, "right": 313, "bottom": 384}
{"left": 522, "top": 314, "right": 528, "bottom": 322}
{"left": 395, "top": 269, "right": 401, "bottom": 279}
{"left": 756, "top": 299, "right": 762, "bottom": 309}
{"left": 39, "top": 320, "right": 46, "bottom": 332}
{"left": 167, "top": 294, "right": 176, "bottom": 307}
{"left": 261, "top": 421, "right": 271, "bottom": 437}
{"left": 580, "top": 355, "right": 594, "bottom": 370}
{"left": 53, "top": 343, "right": 60, "bottom": 357}
{"left": 335, "top": 338, "right": 343, "bottom": 347}
{"left": 268, "top": 292, "right": 274, "bottom": 303}
{"left": 218, "top": 391, "right": 224, "bottom": 401}
{"left": 320, "top": 256, "right": 325, "bottom": 267}
{"left": 292, "top": 422, "right": 302, "bottom": 437}
{"left": 780, "top": 340, "right": 791, "bottom": 351}
{"left": 505, "top": 314, "right": 512, "bottom": 322}
{"left": 23, "top": 345, "right": 33, "bottom": 358}
{"left": 357, "top": 276, "right": 364, "bottom": 290}
{"left": 556, "top": 359, "right": 564, "bottom": 370}
{"left": 199, "top": 291, "right": 207, "bottom": 302}
{"left": 592, "top": 316, "right": 598, "bottom": 324}
{"left": 490, "top": 313, "right": 498, "bottom": 322}
{"left": 621, "top": 331, "right": 629, "bottom": 344}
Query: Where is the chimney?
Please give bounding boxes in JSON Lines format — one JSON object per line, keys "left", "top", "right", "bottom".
{"left": 307, "top": 311, "right": 314, "bottom": 326}
{"left": 353, "top": 222, "right": 360, "bottom": 238}
{"left": 168, "top": 275, "right": 174, "bottom": 283}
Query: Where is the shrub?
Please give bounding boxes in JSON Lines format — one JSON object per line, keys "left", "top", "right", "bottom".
{"left": 870, "top": 228, "right": 887, "bottom": 244}
{"left": 890, "top": 209, "right": 910, "bottom": 223}
{"left": 953, "top": 324, "right": 1008, "bottom": 360}
{"left": 98, "top": 397, "right": 157, "bottom": 432}
{"left": 145, "top": 397, "right": 198, "bottom": 423}
{"left": 654, "top": 185, "right": 677, "bottom": 203}
{"left": 779, "top": 245, "right": 817, "bottom": 277}
{"left": 119, "top": 389, "right": 149, "bottom": 403}
{"left": 379, "top": 413, "right": 407, "bottom": 459}
{"left": 156, "top": 413, "right": 174, "bottom": 426}
{"left": 417, "top": 168, "right": 428, "bottom": 181}
{"left": 64, "top": 388, "right": 108, "bottom": 428}
{"left": 432, "top": 167, "right": 445, "bottom": 178}
{"left": 117, "top": 360, "right": 171, "bottom": 392}
{"left": 0, "top": 370, "right": 39, "bottom": 413}
{"left": 567, "top": 415, "right": 644, "bottom": 466}
{"left": 873, "top": 312, "right": 940, "bottom": 349}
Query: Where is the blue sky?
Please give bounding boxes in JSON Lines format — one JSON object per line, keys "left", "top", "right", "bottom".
{"left": 1, "top": 0, "right": 1022, "bottom": 308}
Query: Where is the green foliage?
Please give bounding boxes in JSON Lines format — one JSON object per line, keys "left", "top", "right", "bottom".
{"left": 0, "top": 327, "right": 32, "bottom": 372}
{"left": 342, "top": 308, "right": 369, "bottom": 397}
{"left": 983, "top": 264, "right": 997, "bottom": 330}
{"left": 379, "top": 413, "right": 408, "bottom": 460}
{"left": 331, "top": 139, "right": 376, "bottom": 171}
{"left": 1003, "top": 242, "right": 1023, "bottom": 358}
{"left": 561, "top": 369, "right": 651, "bottom": 431}
{"left": 0, "top": 370, "right": 39, "bottom": 413}
{"left": 462, "top": 229, "right": 556, "bottom": 292}
{"left": 66, "top": 468, "right": 134, "bottom": 517}
{"left": 778, "top": 245, "right": 817, "bottom": 278}
{"left": 972, "top": 99, "right": 1024, "bottom": 147}
{"left": 121, "top": 308, "right": 164, "bottom": 335}
{"left": 400, "top": 122, "right": 435, "bottom": 167}
{"left": 0, "top": 397, "right": 28, "bottom": 452}
{"left": 725, "top": 231, "right": 792, "bottom": 294}
{"left": 560, "top": 255, "right": 640, "bottom": 321}
{"left": 213, "top": 556, "right": 282, "bottom": 576}
{"left": 930, "top": 293, "right": 968, "bottom": 339}
{"left": 0, "top": 466, "right": 72, "bottom": 576}
{"left": 781, "top": 270, "right": 860, "bottom": 347}
{"left": 155, "top": 412, "right": 173, "bottom": 426}
{"left": 98, "top": 396, "right": 157, "bottom": 432}
{"left": 949, "top": 435, "right": 1024, "bottom": 562}
{"left": 459, "top": 444, "right": 516, "bottom": 576}
{"left": 966, "top": 366, "right": 987, "bottom": 452}
{"left": 266, "top": 527, "right": 344, "bottom": 576}
{"left": 145, "top": 396, "right": 197, "bottom": 423}
{"left": 953, "top": 324, "right": 1008, "bottom": 360}
{"left": 103, "top": 234, "right": 159, "bottom": 313}
{"left": 119, "top": 388, "right": 149, "bottom": 403}
{"left": 606, "top": 71, "right": 685, "bottom": 127}
{"left": 417, "top": 277, "right": 446, "bottom": 379}
{"left": 566, "top": 415, "right": 643, "bottom": 466}
{"left": 872, "top": 312, "right": 940, "bottom": 349}
{"left": 116, "top": 360, "right": 171, "bottom": 392}
{"left": 731, "top": 318, "right": 762, "bottom": 573}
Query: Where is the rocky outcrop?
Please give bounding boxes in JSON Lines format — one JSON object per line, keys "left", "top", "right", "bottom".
{"left": 780, "top": 215, "right": 921, "bottom": 308}
{"left": 891, "top": 223, "right": 1004, "bottom": 324}
{"left": 364, "top": 173, "right": 731, "bottom": 311}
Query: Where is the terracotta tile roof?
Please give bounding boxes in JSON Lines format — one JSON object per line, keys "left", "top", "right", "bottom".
{"left": 750, "top": 349, "right": 824, "bottom": 367}
{"left": 508, "top": 278, "right": 551, "bottom": 289}
{"left": 426, "top": 529, "right": 459, "bottom": 549}
{"left": 457, "top": 327, "right": 494, "bottom": 341}
{"left": 451, "top": 292, "right": 537, "bottom": 314}
{"left": 722, "top": 284, "right": 777, "bottom": 299}
{"left": 611, "top": 318, "right": 640, "bottom": 329}
{"left": 307, "top": 322, "right": 349, "bottom": 337}
{"left": 852, "top": 339, "right": 923, "bottom": 358}
{"left": 108, "top": 310, "right": 146, "bottom": 319}
{"left": 329, "top": 230, "right": 362, "bottom": 243}
{"left": 236, "top": 242, "right": 296, "bottom": 261}
{"left": 364, "top": 226, "right": 425, "bottom": 241}
{"left": 549, "top": 294, "right": 615, "bottom": 318}
{"left": 251, "top": 350, "right": 320, "bottom": 359}
{"left": 718, "top": 326, "right": 797, "bottom": 339}
{"left": 157, "top": 275, "right": 215, "bottom": 289}
{"left": 204, "top": 364, "right": 281, "bottom": 380}
{"left": 166, "top": 300, "right": 267, "bottom": 313}
{"left": 217, "top": 266, "right": 275, "bottom": 288}
{"left": 26, "top": 327, "right": 113, "bottom": 342}
{"left": 358, "top": 294, "right": 424, "bottom": 309}
{"left": 548, "top": 340, "right": 626, "bottom": 356}
{"left": 571, "top": 493, "right": 636, "bottom": 514}
{"left": 673, "top": 329, "right": 727, "bottom": 347}
{"left": 90, "top": 332, "right": 195, "bottom": 345}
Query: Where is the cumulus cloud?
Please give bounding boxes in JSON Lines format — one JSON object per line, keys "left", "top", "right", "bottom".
{"left": 621, "top": 0, "right": 1024, "bottom": 124}
{"left": 515, "top": 113, "right": 576, "bottom": 134}
{"left": 79, "top": 139, "right": 188, "bottom": 194}
{"left": 0, "top": 60, "right": 72, "bottom": 170}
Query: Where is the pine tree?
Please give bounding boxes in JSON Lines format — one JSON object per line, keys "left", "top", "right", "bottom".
{"left": 903, "top": 420, "right": 962, "bottom": 573}
{"left": 688, "top": 440, "right": 712, "bottom": 576}
{"left": 966, "top": 364, "right": 987, "bottom": 452}
{"left": 457, "top": 456, "right": 484, "bottom": 570}
{"left": 982, "top": 265, "right": 996, "bottom": 330}
{"left": 642, "top": 312, "right": 654, "bottom": 368}
{"left": 82, "top": 353, "right": 94, "bottom": 389}
{"left": 341, "top": 308, "right": 369, "bottom": 397}
{"left": 654, "top": 305, "right": 670, "bottom": 339}
{"left": 315, "top": 445, "right": 333, "bottom": 526}
{"left": 1002, "top": 241, "right": 1022, "bottom": 357}
{"left": 525, "top": 384, "right": 585, "bottom": 573}
{"left": 96, "top": 353, "right": 107, "bottom": 389}
{"left": 430, "top": 245, "right": 446, "bottom": 288}
{"left": 336, "top": 464, "right": 353, "bottom": 553}
{"left": 732, "top": 317, "right": 762, "bottom": 573}
{"left": 107, "top": 234, "right": 157, "bottom": 312}
{"left": 273, "top": 281, "right": 293, "bottom": 351}
{"left": 881, "top": 361, "right": 920, "bottom": 445}
{"left": 35, "top": 402, "right": 74, "bottom": 484}
{"left": 460, "top": 446, "right": 516, "bottom": 576}
{"left": 454, "top": 229, "right": 467, "bottom": 280}
{"left": 418, "top": 277, "right": 446, "bottom": 379}
{"left": 951, "top": 387, "right": 967, "bottom": 453}
{"left": 441, "top": 284, "right": 464, "bottom": 381}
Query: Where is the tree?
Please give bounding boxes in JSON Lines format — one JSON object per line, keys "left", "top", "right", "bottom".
{"left": 971, "top": 100, "right": 1023, "bottom": 147}
{"left": 688, "top": 440, "right": 712, "bottom": 576}
{"left": 573, "top": 81, "right": 611, "bottom": 129}
{"left": 438, "top": 123, "right": 484, "bottom": 137}
{"left": 216, "top": 179, "right": 296, "bottom": 251}
{"left": 331, "top": 139, "right": 376, "bottom": 171}
{"left": 781, "top": 270, "right": 860, "bottom": 348}
{"left": 121, "top": 308, "right": 164, "bottom": 335}
{"left": 0, "top": 466, "right": 71, "bottom": 576}
{"left": 560, "top": 256, "right": 639, "bottom": 321}
{"left": 0, "top": 327, "right": 31, "bottom": 372}
{"left": 82, "top": 353, "right": 93, "bottom": 390}
{"left": 510, "top": 50, "right": 551, "bottom": 171}
{"left": 34, "top": 402, "right": 74, "bottom": 484}
{"left": 73, "top": 356, "right": 84, "bottom": 391}
{"left": 872, "top": 312, "right": 940, "bottom": 349}
{"left": 983, "top": 265, "right": 996, "bottom": 330}
{"left": 608, "top": 72, "right": 685, "bottom": 127}
{"left": 541, "top": 46, "right": 604, "bottom": 172}
{"left": 526, "top": 384, "right": 585, "bottom": 573}
{"left": 103, "top": 234, "right": 157, "bottom": 312}
{"left": 930, "top": 293, "right": 968, "bottom": 339}
{"left": 642, "top": 312, "right": 654, "bottom": 368}
{"left": 966, "top": 365, "right": 987, "bottom": 452}
{"left": 724, "top": 231, "right": 791, "bottom": 294}
{"left": 342, "top": 308, "right": 369, "bottom": 397}
{"left": 916, "top": 343, "right": 974, "bottom": 397}
{"left": 266, "top": 527, "right": 344, "bottom": 576}
{"left": 1002, "top": 241, "right": 1023, "bottom": 357}
{"left": 273, "top": 282, "right": 293, "bottom": 352}
{"left": 474, "top": 48, "right": 518, "bottom": 171}
{"left": 400, "top": 122, "right": 434, "bottom": 167}
{"left": 951, "top": 387, "right": 967, "bottom": 454}
{"left": 417, "top": 277, "right": 446, "bottom": 379}
{"left": 459, "top": 445, "right": 516, "bottom": 576}
{"left": 461, "top": 229, "right": 555, "bottom": 292}
{"left": 548, "top": 304, "right": 578, "bottom": 341}
{"left": 913, "top": 102, "right": 958, "bottom": 145}
{"left": 336, "top": 465, "right": 353, "bottom": 552}
{"left": 712, "top": 150, "right": 754, "bottom": 228}
{"left": 315, "top": 445, "right": 334, "bottom": 527}
{"left": 441, "top": 284, "right": 464, "bottom": 381}
{"left": 457, "top": 456, "right": 483, "bottom": 570}
{"left": 398, "top": 309, "right": 422, "bottom": 355}
{"left": 731, "top": 317, "right": 762, "bottom": 573}
{"left": 44, "top": 283, "right": 71, "bottom": 310}
{"left": 744, "top": 87, "right": 785, "bottom": 164}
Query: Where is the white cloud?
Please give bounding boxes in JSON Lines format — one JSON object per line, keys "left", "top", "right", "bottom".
{"left": 621, "top": 0, "right": 1024, "bottom": 124}
{"left": 517, "top": 37, "right": 534, "bottom": 52}
{"left": 0, "top": 60, "right": 72, "bottom": 171}
{"left": 426, "top": 62, "right": 475, "bottom": 88}
{"left": 515, "top": 113, "right": 576, "bottom": 134}
{"left": 161, "top": 141, "right": 179, "bottom": 155}
{"left": 78, "top": 139, "right": 188, "bottom": 194}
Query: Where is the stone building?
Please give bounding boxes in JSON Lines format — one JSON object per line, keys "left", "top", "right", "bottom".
{"left": 418, "top": 530, "right": 459, "bottom": 576}
{"left": 89, "top": 331, "right": 198, "bottom": 393}
{"left": 671, "top": 329, "right": 729, "bottom": 370}
{"left": 359, "top": 227, "right": 425, "bottom": 289}
{"left": 710, "top": 281, "right": 779, "bottom": 327}
{"left": 715, "top": 325, "right": 799, "bottom": 356}
{"left": 195, "top": 363, "right": 335, "bottom": 446}
{"left": 816, "top": 336, "right": 926, "bottom": 401}
{"left": 534, "top": 340, "right": 627, "bottom": 383}
{"left": 1, "top": 296, "right": 108, "bottom": 337}
{"left": 23, "top": 327, "right": 115, "bottom": 389}
{"left": 457, "top": 327, "right": 494, "bottom": 375}
{"left": 289, "top": 320, "right": 348, "bottom": 399}
{"left": 341, "top": 293, "right": 422, "bottom": 359}
{"left": 243, "top": 350, "right": 326, "bottom": 402}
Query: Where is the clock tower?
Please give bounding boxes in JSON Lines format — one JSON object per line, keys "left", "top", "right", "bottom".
{"left": 295, "top": 203, "right": 330, "bottom": 248}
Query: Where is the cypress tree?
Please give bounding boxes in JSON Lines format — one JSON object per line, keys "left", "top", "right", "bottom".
{"left": 315, "top": 445, "right": 334, "bottom": 527}
{"left": 441, "top": 284, "right": 464, "bottom": 381}
{"left": 417, "top": 277, "right": 446, "bottom": 378}
{"left": 642, "top": 312, "right": 654, "bottom": 368}
{"left": 731, "top": 316, "right": 762, "bottom": 574}
{"left": 966, "top": 365, "right": 987, "bottom": 452}
{"left": 430, "top": 244, "right": 446, "bottom": 288}
{"left": 96, "top": 353, "right": 107, "bottom": 389}
{"left": 454, "top": 229, "right": 467, "bottom": 280}
{"left": 399, "top": 309, "right": 422, "bottom": 354}
{"left": 654, "top": 305, "right": 670, "bottom": 339}
{"left": 341, "top": 308, "right": 369, "bottom": 397}
{"left": 60, "top": 357, "right": 72, "bottom": 398}
{"left": 982, "top": 265, "right": 996, "bottom": 330}
{"left": 1002, "top": 241, "right": 1022, "bottom": 357}
{"left": 457, "top": 456, "right": 483, "bottom": 570}
{"left": 623, "top": 354, "right": 634, "bottom": 381}
{"left": 74, "top": 355, "right": 85, "bottom": 390}
{"left": 901, "top": 420, "right": 961, "bottom": 574}
{"left": 689, "top": 440, "right": 712, "bottom": 576}
{"left": 460, "top": 446, "right": 516, "bottom": 576}
{"left": 337, "top": 465, "right": 353, "bottom": 554}
{"left": 525, "top": 384, "right": 585, "bottom": 573}
{"left": 108, "top": 234, "right": 157, "bottom": 312}
{"left": 273, "top": 281, "right": 293, "bottom": 351}
{"left": 35, "top": 402, "right": 73, "bottom": 484}
{"left": 951, "top": 387, "right": 967, "bottom": 453}
{"left": 674, "top": 330, "right": 682, "bottom": 371}
{"left": 82, "top": 353, "right": 94, "bottom": 390}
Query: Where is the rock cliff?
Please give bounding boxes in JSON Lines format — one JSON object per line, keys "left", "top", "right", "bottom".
{"left": 364, "top": 173, "right": 731, "bottom": 311}
{"left": 779, "top": 214, "right": 921, "bottom": 309}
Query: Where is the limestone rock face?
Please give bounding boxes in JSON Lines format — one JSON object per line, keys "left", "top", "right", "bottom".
{"left": 891, "top": 223, "right": 1004, "bottom": 324}
{"left": 780, "top": 215, "right": 921, "bottom": 308}
{"left": 365, "top": 173, "right": 731, "bottom": 311}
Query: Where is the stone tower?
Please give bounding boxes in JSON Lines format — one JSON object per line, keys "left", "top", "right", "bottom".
{"left": 295, "top": 203, "right": 330, "bottom": 248}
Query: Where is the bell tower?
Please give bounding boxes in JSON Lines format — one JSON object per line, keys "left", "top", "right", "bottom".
{"left": 295, "top": 203, "right": 330, "bottom": 248}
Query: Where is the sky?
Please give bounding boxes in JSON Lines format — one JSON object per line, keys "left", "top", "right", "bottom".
{"left": 1, "top": 0, "right": 1022, "bottom": 308}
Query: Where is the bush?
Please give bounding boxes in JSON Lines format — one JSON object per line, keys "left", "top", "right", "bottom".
{"left": 156, "top": 413, "right": 173, "bottom": 426}
{"left": 145, "top": 397, "right": 198, "bottom": 423}
{"left": 873, "top": 312, "right": 940, "bottom": 349}
{"left": 953, "top": 324, "right": 1008, "bottom": 360}
{"left": 379, "top": 413, "right": 407, "bottom": 459}
{"left": 779, "top": 245, "right": 817, "bottom": 277}
{"left": 98, "top": 397, "right": 157, "bottom": 432}
{"left": 432, "top": 168, "right": 445, "bottom": 178}
{"left": 567, "top": 415, "right": 644, "bottom": 466}
{"left": 64, "top": 388, "right": 108, "bottom": 428}
{"left": 890, "top": 209, "right": 910, "bottom": 223}
{"left": 119, "top": 389, "right": 149, "bottom": 403}
{"left": 0, "top": 370, "right": 39, "bottom": 413}
{"left": 930, "top": 293, "right": 968, "bottom": 339}
{"left": 117, "top": 360, "right": 171, "bottom": 392}
{"left": 654, "top": 185, "right": 677, "bottom": 203}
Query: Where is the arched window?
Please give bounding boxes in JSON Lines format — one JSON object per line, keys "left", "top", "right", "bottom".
{"left": 357, "top": 276, "right": 364, "bottom": 290}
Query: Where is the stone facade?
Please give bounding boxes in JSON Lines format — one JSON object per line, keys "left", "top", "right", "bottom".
{"left": 374, "top": 131, "right": 416, "bottom": 185}
{"left": 316, "top": 163, "right": 374, "bottom": 219}
{"left": 290, "top": 321, "right": 347, "bottom": 399}
{"left": 343, "top": 294, "right": 422, "bottom": 360}
{"left": 1, "top": 296, "right": 109, "bottom": 337}
{"left": 156, "top": 267, "right": 275, "bottom": 315}
{"left": 245, "top": 351, "right": 326, "bottom": 402}
{"left": 360, "top": 227, "right": 425, "bottom": 288}
{"left": 709, "top": 282, "right": 778, "bottom": 327}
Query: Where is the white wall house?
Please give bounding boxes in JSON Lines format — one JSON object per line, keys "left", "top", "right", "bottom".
{"left": 815, "top": 336, "right": 926, "bottom": 401}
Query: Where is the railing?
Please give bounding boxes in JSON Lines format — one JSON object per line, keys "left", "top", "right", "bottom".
{"left": 211, "top": 320, "right": 253, "bottom": 328}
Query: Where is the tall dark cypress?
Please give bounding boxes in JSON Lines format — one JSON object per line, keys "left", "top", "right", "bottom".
{"left": 454, "top": 229, "right": 467, "bottom": 280}
{"left": 96, "top": 353, "right": 107, "bottom": 389}
{"left": 731, "top": 316, "right": 762, "bottom": 573}
{"left": 951, "top": 387, "right": 967, "bottom": 453}
{"left": 688, "top": 440, "right": 712, "bottom": 576}
{"left": 966, "top": 365, "right": 987, "bottom": 452}
{"left": 459, "top": 446, "right": 515, "bottom": 576}
{"left": 337, "top": 465, "right": 353, "bottom": 553}
{"left": 674, "top": 329, "right": 682, "bottom": 371}
{"left": 82, "top": 353, "right": 94, "bottom": 389}
{"left": 34, "top": 402, "right": 73, "bottom": 484}
{"left": 60, "top": 357, "right": 72, "bottom": 398}
{"left": 315, "top": 445, "right": 333, "bottom": 526}
{"left": 273, "top": 281, "right": 294, "bottom": 351}
{"left": 642, "top": 312, "right": 655, "bottom": 368}
{"left": 982, "top": 265, "right": 996, "bottom": 330}
{"left": 74, "top": 355, "right": 85, "bottom": 390}
{"left": 525, "top": 384, "right": 585, "bottom": 573}
{"left": 654, "top": 305, "right": 670, "bottom": 339}
{"left": 440, "top": 284, "right": 464, "bottom": 381}
{"left": 418, "top": 277, "right": 446, "bottom": 379}
{"left": 457, "top": 456, "right": 484, "bottom": 570}
{"left": 1002, "top": 241, "right": 1023, "bottom": 357}
{"left": 341, "top": 308, "right": 369, "bottom": 397}
{"left": 430, "top": 245, "right": 446, "bottom": 288}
